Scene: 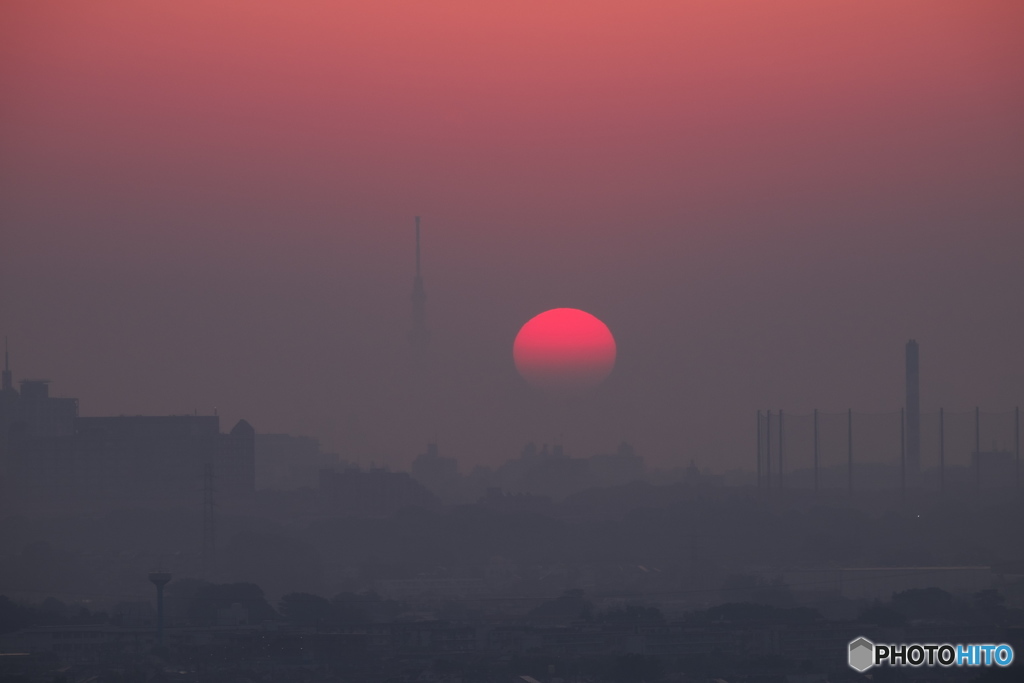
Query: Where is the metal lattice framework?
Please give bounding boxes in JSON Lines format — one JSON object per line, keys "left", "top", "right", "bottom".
{"left": 756, "top": 408, "right": 1020, "bottom": 494}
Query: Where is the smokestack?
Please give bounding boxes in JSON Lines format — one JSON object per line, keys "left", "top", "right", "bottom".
{"left": 905, "top": 340, "right": 920, "bottom": 482}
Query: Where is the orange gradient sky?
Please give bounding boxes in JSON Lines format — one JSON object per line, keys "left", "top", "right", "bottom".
{"left": 2, "top": 1, "right": 1023, "bottom": 470}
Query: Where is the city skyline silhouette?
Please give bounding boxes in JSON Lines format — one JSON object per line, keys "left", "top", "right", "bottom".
{"left": 1, "top": 3, "right": 1023, "bottom": 681}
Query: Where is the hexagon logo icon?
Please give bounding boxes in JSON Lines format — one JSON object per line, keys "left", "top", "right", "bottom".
{"left": 848, "top": 637, "right": 875, "bottom": 672}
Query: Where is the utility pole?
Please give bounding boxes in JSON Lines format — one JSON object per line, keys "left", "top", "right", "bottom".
{"left": 756, "top": 410, "right": 762, "bottom": 489}
{"left": 939, "top": 408, "right": 945, "bottom": 494}
{"left": 813, "top": 409, "right": 819, "bottom": 492}
{"left": 975, "top": 407, "right": 981, "bottom": 492}
{"left": 900, "top": 408, "right": 906, "bottom": 501}
{"left": 847, "top": 409, "right": 853, "bottom": 496}
{"left": 778, "top": 409, "right": 785, "bottom": 491}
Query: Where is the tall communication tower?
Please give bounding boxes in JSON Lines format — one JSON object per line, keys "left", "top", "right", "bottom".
{"left": 409, "top": 216, "right": 429, "bottom": 359}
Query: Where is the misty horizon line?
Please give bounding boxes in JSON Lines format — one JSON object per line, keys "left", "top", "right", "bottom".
{"left": 3, "top": 337, "right": 1021, "bottom": 478}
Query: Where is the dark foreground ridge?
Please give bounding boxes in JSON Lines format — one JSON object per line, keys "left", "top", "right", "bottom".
{"left": 2, "top": 486, "right": 1024, "bottom": 682}
{"left": 2, "top": 584, "right": 1023, "bottom": 682}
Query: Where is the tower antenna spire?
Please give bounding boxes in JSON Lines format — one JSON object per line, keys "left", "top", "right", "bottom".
{"left": 409, "top": 216, "right": 429, "bottom": 359}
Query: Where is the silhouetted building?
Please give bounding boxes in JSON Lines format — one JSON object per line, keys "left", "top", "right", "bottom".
{"left": 0, "top": 348, "right": 78, "bottom": 479}
{"left": 0, "top": 340, "right": 18, "bottom": 473}
{"left": 478, "top": 486, "right": 554, "bottom": 513}
{"left": 7, "top": 414, "right": 254, "bottom": 511}
{"left": 588, "top": 441, "right": 645, "bottom": 487}
{"left": 16, "top": 380, "right": 79, "bottom": 438}
{"left": 410, "top": 442, "right": 459, "bottom": 497}
{"left": 487, "top": 441, "right": 648, "bottom": 499}
{"left": 319, "top": 466, "right": 438, "bottom": 517}
{"left": 255, "top": 433, "right": 340, "bottom": 490}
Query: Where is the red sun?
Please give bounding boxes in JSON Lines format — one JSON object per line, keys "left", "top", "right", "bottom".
{"left": 513, "top": 308, "right": 617, "bottom": 392}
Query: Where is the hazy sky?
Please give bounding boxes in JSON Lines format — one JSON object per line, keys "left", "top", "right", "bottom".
{"left": 2, "top": 1, "right": 1022, "bottom": 473}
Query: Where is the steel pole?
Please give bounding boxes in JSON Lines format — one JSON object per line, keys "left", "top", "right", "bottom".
{"left": 939, "top": 408, "right": 945, "bottom": 494}
{"left": 847, "top": 409, "right": 853, "bottom": 496}
{"left": 900, "top": 408, "right": 906, "bottom": 501}
{"left": 813, "top": 408, "right": 819, "bottom": 493}
{"left": 757, "top": 410, "right": 762, "bottom": 489}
